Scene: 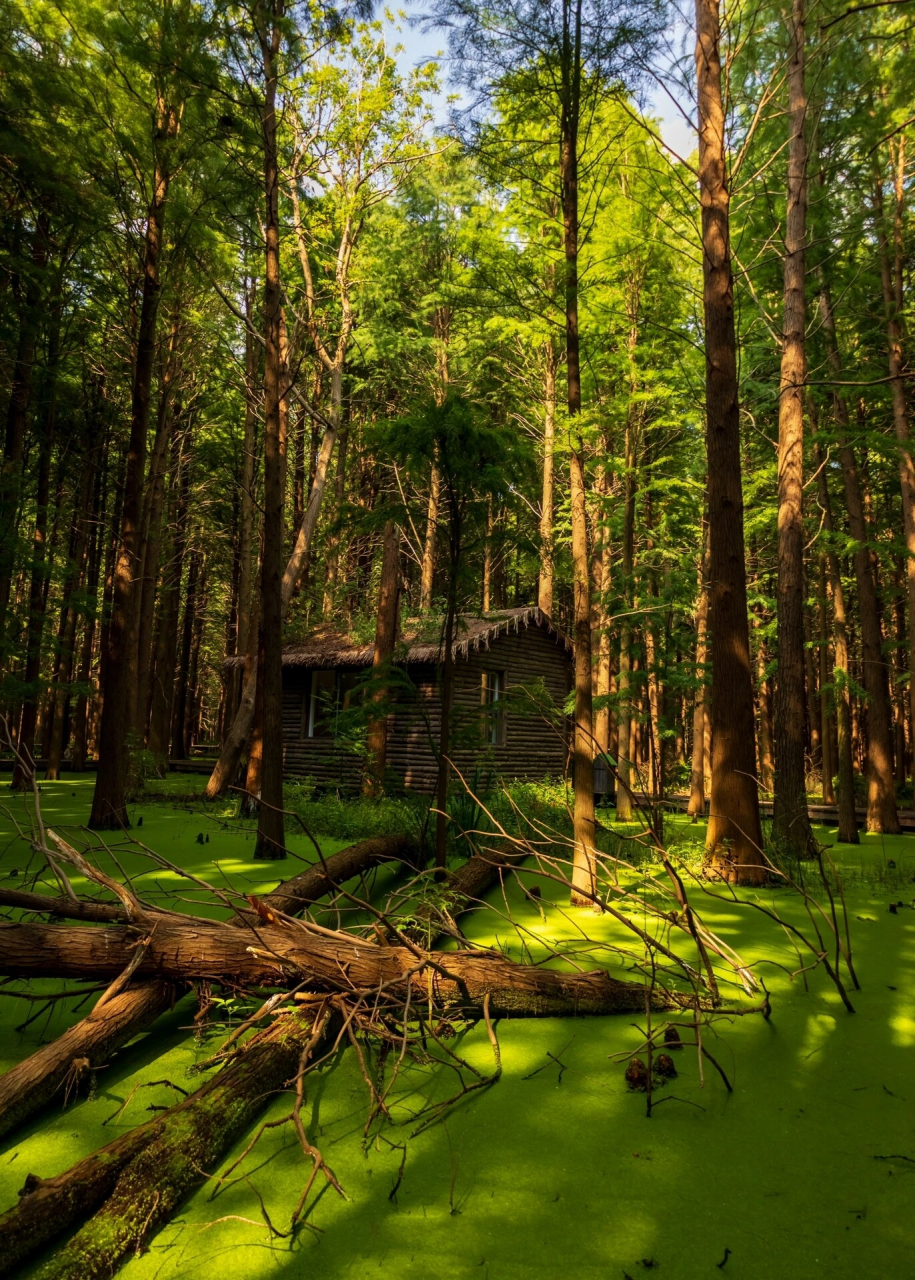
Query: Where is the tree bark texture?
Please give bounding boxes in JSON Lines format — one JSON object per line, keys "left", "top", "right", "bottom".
{"left": 364, "top": 521, "right": 401, "bottom": 796}
{"left": 695, "top": 0, "right": 765, "bottom": 881}
{"left": 0, "top": 919, "right": 678, "bottom": 1020}
{"left": 254, "top": 0, "right": 286, "bottom": 860}
{"left": 773, "top": 0, "right": 816, "bottom": 858}
{"left": 89, "top": 103, "right": 177, "bottom": 829}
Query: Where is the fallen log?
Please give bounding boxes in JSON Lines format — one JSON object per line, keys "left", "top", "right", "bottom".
{"left": 0, "top": 918, "right": 675, "bottom": 1017}
{"left": 0, "top": 834, "right": 415, "bottom": 1140}
{"left": 0, "top": 1007, "right": 321, "bottom": 1278}
{"left": 0, "top": 980, "right": 177, "bottom": 1141}
{"left": 0, "top": 887, "right": 124, "bottom": 923}
{"left": 251, "top": 832, "right": 418, "bottom": 917}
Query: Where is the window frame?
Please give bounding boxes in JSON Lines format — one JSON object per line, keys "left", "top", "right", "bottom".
{"left": 480, "top": 669, "right": 507, "bottom": 747}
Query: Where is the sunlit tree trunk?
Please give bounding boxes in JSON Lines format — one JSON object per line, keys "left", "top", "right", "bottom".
{"left": 253, "top": 0, "right": 286, "bottom": 860}
{"left": 538, "top": 343, "right": 557, "bottom": 616}
{"left": 615, "top": 425, "right": 637, "bottom": 822}
{"left": 811, "top": 431, "right": 859, "bottom": 842}
{"left": 364, "top": 521, "right": 401, "bottom": 797}
{"left": 772, "top": 0, "right": 815, "bottom": 857}
{"left": 89, "top": 92, "right": 179, "bottom": 829}
{"left": 695, "top": 0, "right": 764, "bottom": 882}
{"left": 687, "top": 533, "right": 709, "bottom": 819}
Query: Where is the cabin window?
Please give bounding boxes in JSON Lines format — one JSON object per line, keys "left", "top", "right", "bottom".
{"left": 304, "top": 669, "right": 359, "bottom": 739}
{"left": 308, "top": 670, "right": 337, "bottom": 737}
{"left": 480, "top": 670, "right": 506, "bottom": 746}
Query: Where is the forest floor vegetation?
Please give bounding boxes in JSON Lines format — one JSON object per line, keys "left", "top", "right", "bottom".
{"left": 0, "top": 777, "right": 913, "bottom": 1278}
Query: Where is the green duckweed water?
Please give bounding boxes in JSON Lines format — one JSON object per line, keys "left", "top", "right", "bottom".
{"left": 1, "top": 777, "right": 913, "bottom": 1279}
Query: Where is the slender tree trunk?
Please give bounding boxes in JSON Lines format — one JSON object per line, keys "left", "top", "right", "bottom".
{"left": 11, "top": 323, "right": 57, "bottom": 788}
{"left": 695, "top": 0, "right": 764, "bottom": 882}
{"left": 364, "top": 522, "right": 401, "bottom": 797}
{"left": 71, "top": 460, "right": 105, "bottom": 772}
{"left": 615, "top": 430, "right": 637, "bottom": 822}
{"left": 538, "top": 343, "right": 557, "bottom": 615}
{"left": 321, "top": 413, "right": 348, "bottom": 616}
{"left": 688, "top": 533, "right": 710, "bottom": 818}
{"left": 171, "top": 546, "right": 200, "bottom": 759}
{"left": 816, "top": 278, "right": 899, "bottom": 831}
{"left": 134, "top": 354, "right": 179, "bottom": 739}
{"left": 754, "top": 614, "right": 776, "bottom": 794}
{"left": 186, "top": 559, "right": 207, "bottom": 747}
{"left": 253, "top": 0, "right": 286, "bottom": 860}
{"left": 435, "top": 544, "right": 458, "bottom": 874}
{"left": 420, "top": 459, "right": 441, "bottom": 612}
{"left": 89, "top": 101, "right": 178, "bottom": 829}
{"left": 203, "top": 400, "right": 336, "bottom": 800}
{"left": 482, "top": 496, "right": 493, "bottom": 612}
{"left": 591, "top": 459, "right": 612, "bottom": 755}
{"left": 894, "top": 561, "right": 908, "bottom": 785}
{"left": 0, "top": 214, "right": 49, "bottom": 644}
{"left": 772, "top": 0, "right": 815, "bottom": 857}
{"left": 557, "top": 7, "right": 596, "bottom": 905}
{"left": 45, "top": 451, "right": 94, "bottom": 780}
{"left": 811, "top": 435, "right": 859, "bottom": 841}
{"left": 817, "top": 556, "right": 836, "bottom": 805}
{"left": 147, "top": 439, "right": 188, "bottom": 760}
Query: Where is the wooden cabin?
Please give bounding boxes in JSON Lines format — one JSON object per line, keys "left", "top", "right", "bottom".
{"left": 265, "top": 607, "right": 573, "bottom": 792}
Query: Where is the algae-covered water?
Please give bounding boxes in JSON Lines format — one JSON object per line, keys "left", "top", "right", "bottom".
{"left": 1, "top": 778, "right": 913, "bottom": 1279}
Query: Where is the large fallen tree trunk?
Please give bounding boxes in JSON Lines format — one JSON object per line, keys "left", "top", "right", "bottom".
{"left": 0, "top": 917, "right": 674, "bottom": 1017}
{"left": 0, "top": 980, "right": 177, "bottom": 1142}
{"left": 0, "top": 833, "right": 415, "bottom": 1139}
{"left": 0, "top": 1007, "right": 322, "bottom": 1279}
{"left": 256, "top": 832, "right": 417, "bottom": 916}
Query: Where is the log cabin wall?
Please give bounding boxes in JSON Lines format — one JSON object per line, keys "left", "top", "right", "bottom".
{"left": 280, "top": 620, "right": 572, "bottom": 793}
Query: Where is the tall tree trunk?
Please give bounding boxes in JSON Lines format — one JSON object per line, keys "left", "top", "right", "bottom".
{"left": 253, "top": 0, "right": 286, "bottom": 860}
{"left": 89, "top": 100, "right": 178, "bottom": 829}
{"left": 538, "top": 343, "right": 557, "bottom": 615}
{"left": 773, "top": 0, "right": 815, "bottom": 858}
{"left": 559, "top": 2, "right": 596, "bottom": 906}
{"left": 815, "top": 278, "right": 900, "bottom": 832}
{"left": 364, "top": 521, "right": 401, "bottom": 797}
{"left": 875, "top": 148, "right": 915, "bottom": 795}
{"left": 695, "top": 0, "right": 765, "bottom": 882}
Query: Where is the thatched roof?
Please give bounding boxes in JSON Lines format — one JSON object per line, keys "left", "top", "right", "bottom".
{"left": 226, "top": 607, "right": 570, "bottom": 670}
